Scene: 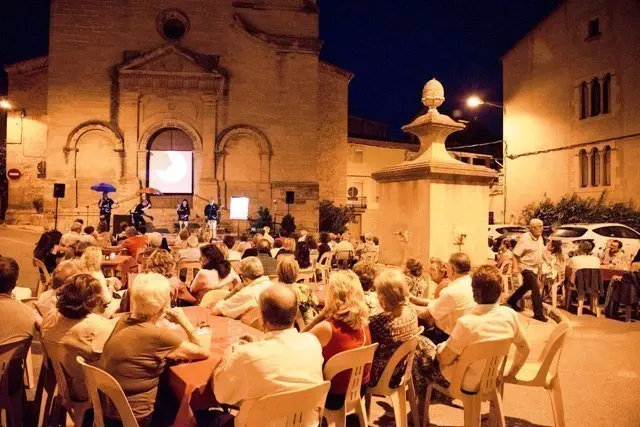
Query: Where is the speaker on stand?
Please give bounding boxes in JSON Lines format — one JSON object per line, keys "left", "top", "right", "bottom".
{"left": 53, "top": 183, "right": 66, "bottom": 230}
{"left": 285, "top": 191, "right": 295, "bottom": 216}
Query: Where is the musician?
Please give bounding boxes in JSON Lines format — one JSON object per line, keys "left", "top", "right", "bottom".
{"left": 204, "top": 200, "right": 222, "bottom": 239}
{"left": 132, "top": 199, "right": 151, "bottom": 231}
{"left": 177, "top": 199, "right": 190, "bottom": 230}
{"left": 98, "top": 192, "right": 117, "bottom": 231}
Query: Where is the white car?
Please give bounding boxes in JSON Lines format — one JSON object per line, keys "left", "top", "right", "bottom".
{"left": 549, "top": 223, "right": 640, "bottom": 258}
{"left": 488, "top": 224, "right": 528, "bottom": 241}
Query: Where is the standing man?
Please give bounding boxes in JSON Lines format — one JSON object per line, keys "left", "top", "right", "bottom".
{"left": 204, "top": 200, "right": 222, "bottom": 239}
{"left": 98, "top": 192, "right": 117, "bottom": 231}
{"left": 506, "top": 218, "right": 549, "bottom": 322}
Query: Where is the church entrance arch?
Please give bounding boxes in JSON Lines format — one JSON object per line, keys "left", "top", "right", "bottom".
{"left": 146, "top": 128, "right": 195, "bottom": 200}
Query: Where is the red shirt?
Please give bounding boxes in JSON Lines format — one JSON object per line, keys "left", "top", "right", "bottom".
{"left": 322, "top": 319, "right": 372, "bottom": 394}
{"left": 122, "top": 236, "right": 148, "bottom": 257}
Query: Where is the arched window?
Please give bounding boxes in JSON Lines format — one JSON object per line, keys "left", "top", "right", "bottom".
{"left": 147, "top": 128, "right": 194, "bottom": 194}
{"left": 579, "top": 149, "right": 589, "bottom": 188}
{"left": 591, "top": 147, "right": 600, "bottom": 186}
{"left": 579, "top": 82, "right": 588, "bottom": 119}
{"left": 602, "top": 74, "right": 611, "bottom": 114}
{"left": 603, "top": 145, "right": 612, "bottom": 185}
{"left": 590, "top": 78, "right": 601, "bottom": 116}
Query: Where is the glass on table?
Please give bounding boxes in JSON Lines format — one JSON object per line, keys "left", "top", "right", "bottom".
{"left": 195, "top": 309, "right": 212, "bottom": 348}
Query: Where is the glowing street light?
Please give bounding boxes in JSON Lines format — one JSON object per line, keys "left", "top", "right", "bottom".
{"left": 0, "top": 100, "right": 13, "bottom": 110}
{"left": 466, "top": 95, "right": 484, "bottom": 108}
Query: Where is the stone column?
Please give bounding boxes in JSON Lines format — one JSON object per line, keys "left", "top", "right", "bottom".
{"left": 372, "top": 79, "right": 496, "bottom": 266}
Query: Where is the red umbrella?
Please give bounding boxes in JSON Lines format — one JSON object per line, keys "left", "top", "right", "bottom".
{"left": 137, "top": 187, "right": 162, "bottom": 195}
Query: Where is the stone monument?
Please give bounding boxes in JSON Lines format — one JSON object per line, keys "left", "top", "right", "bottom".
{"left": 372, "top": 78, "right": 496, "bottom": 266}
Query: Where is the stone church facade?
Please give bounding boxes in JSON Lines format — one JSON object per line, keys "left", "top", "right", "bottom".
{"left": 5, "top": 0, "right": 350, "bottom": 230}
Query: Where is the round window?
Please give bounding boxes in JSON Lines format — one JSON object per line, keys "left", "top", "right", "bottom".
{"left": 156, "top": 9, "right": 190, "bottom": 42}
{"left": 347, "top": 187, "right": 359, "bottom": 198}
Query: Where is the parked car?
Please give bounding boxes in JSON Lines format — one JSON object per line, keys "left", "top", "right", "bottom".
{"left": 491, "top": 231, "right": 523, "bottom": 253}
{"left": 549, "top": 223, "right": 640, "bottom": 258}
{"left": 488, "top": 224, "right": 528, "bottom": 241}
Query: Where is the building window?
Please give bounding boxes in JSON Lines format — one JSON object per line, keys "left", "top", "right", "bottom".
{"left": 587, "top": 18, "right": 600, "bottom": 39}
{"left": 579, "top": 82, "right": 588, "bottom": 119}
{"left": 354, "top": 150, "right": 363, "bottom": 163}
{"left": 579, "top": 149, "right": 589, "bottom": 188}
{"left": 156, "top": 9, "right": 190, "bottom": 42}
{"left": 591, "top": 147, "right": 600, "bottom": 186}
{"left": 602, "top": 74, "right": 611, "bottom": 114}
{"left": 603, "top": 145, "right": 612, "bottom": 185}
{"left": 590, "top": 79, "right": 601, "bottom": 117}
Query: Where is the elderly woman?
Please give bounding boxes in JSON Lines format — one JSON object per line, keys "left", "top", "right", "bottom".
{"left": 190, "top": 244, "right": 241, "bottom": 302}
{"left": 174, "top": 228, "right": 191, "bottom": 250}
{"left": 276, "top": 257, "right": 319, "bottom": 325}
{"left": 404, "top": 257, "right": 428, "bottom": 298}
{"left": 95, "top": 221, "right": 113, "bottom": 248}
{"left": 100, "top": 273, "right": 210, "bottom": 424}
{"left": 80, "top": 246, "right": 121, "bottom": 317}
{"left": 368, "top": 270, "right": 439, "bottom": 396}
{"left": 352, "top": 260, "right": 381, "bottom": 315}
{"left": 305, "top": 271, "right": 372, "bottom": 410}
{"left": 41, "top": 273, "right": 115, "bottom": 400}
{"left": 36, "top": 260, "right": 81, "bottom": 316}
{"left": 429, "top": 257, "right": 451, "bottom": 299}
{"left": 177, "top": 235, "right": 201, "bottom": 262}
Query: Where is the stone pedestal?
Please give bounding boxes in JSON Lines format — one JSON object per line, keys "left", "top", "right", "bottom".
{"left": 372, "top": 79, "right": 496, "bottom": 266}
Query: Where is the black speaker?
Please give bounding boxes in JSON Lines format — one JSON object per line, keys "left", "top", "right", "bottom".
{"left": 112, "top": 214, "right": 131, "bottom": 235}
{"left": 53, "top": 183, "right": 66, "bottom": 198}
{"left": 285, "top": 191, "right": 295, "bottom": 204}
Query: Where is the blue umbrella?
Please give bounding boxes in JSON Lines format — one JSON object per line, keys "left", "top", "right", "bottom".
{"left": 90, "top": 182, "right": 116, "bottom": 193}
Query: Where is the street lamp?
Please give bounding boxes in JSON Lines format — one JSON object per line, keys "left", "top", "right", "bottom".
{"left": 466, "top": 95, "right": 504, "bottom": 110}
{"left": 0, "top": 100, "right": 12, "bottom": 110}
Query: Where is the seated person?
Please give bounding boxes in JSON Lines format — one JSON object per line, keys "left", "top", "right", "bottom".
{"left": 318, "top": 232, "right": 332, "bottom": 258}
{"left": 256, "top": 239, "right": 278, "bottom": 276}
{"left": 41, "top": 274, "right": 115, "bottom": 400}
{"left": 403, "top": 257, "right": 427, "bottom": 297}
{"left": 121, "top": 226, "right": 148, "bottom": 257}
{"left": 262, "top": 226, "right": 275, "bottom": 245}
{"left": 60, "top": 222, "right": 84, "bottom": 247}
{"left": 295, "top": 242, "right": 312, "bottom": 269}
{"left": 213, "top": 284, "right": 324, "bottom": 427}
{"left": 33, "top": 230, "right": 64, "bottom": 273}
{"left": 270, "top": 239, "right": 283, "bottom": 258}
{"left": 437, "top": 265, "right": 530, "bottom": 392}
{"left": 223, "top": 235, "right": 241, "bottom": 261}
{"left": 190, "top": 244, "right": 240, "bottom": 303}
{"left": 211, "top": 257, "right": 273, "bottom": 328}
{"left": 599, "top": 239, "right": 627, "bottom": 269}
{"left": 275, "top": 257, "right": 319, "bottom": 325}
{"left": 352, "top": 260, "right": 381, "bottom": 315}
{"left": 36, "top": 259, "right": 81, "bottom": 317}
{"left": 334, "top": 233, "right": 355, "bottom": 253}
{"left": 496, "top": 239, "right": 514, "bottom": 270}
{"left": 414, "top": 253, "right": 476, "bottom": 344}
{"left": 304, "top": 270, "right": 371, "bottom": 410}
{"left": 567, "top": 241, "right": 601, "bottom": 283}
{"left": 95, "top": 222, "right": 113, "bottom": 248}
{"left": 177, "top": 235, "right": 201, "bottom": 262}
{"left": 115, "top": 222, "right": 130, "bottom": 243}
{"left": 100, "top": 273, "right": 209, "bottom": 424}
{"left": 173, "top": 228, "right": 190, "bottom": 250}
{"left": 274, "top": 238, "right": 296, "bottom": 260}
{"left": 82, "top": 226, "right": 98, "bottom": 244}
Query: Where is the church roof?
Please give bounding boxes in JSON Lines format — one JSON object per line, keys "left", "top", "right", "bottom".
{"left": 233, "top": 13, "right": 323, "bottom": 53}
{"left": 4, "top": 56, "right": 48, "bottom": 75}
{"left": 118, "top": 44, "right": 224, "bottom": 77}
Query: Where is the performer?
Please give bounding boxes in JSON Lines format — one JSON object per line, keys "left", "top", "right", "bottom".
{"left": 177, "top": 199, "right": 190, "bottom": 230}
{"left": 131, "top": 199, "right": 152, "bottom": 231}
{"left": 98, "top": 192, "right": 117, "bottom": 231}
{"left": 204, "top": 199, "right": 222, "bottom": 239}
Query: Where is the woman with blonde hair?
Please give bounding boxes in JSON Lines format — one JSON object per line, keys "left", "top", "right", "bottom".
{"left": 145, "top": 249, "right": 196, "bottom": 306}
{"left": 80, "top": 246, "right": 119, "bottom": 316}
{"left": 276, "top": 257, "right": 319, "bottom": 325}
{"left": 305, "top": 270, "right": 372, "bottom": 410}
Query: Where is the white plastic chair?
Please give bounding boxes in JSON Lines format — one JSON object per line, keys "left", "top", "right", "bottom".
{"left": 502, "top": 321, "right": 572, "bottom": 427}
{"left": 423, "top": 338, "right": 512, "bottom": 427}
{"left": 500, "top": 260, "right": 514, "bottom": 293}
{"left": 176, "top": 260, "right": 202, "bottom": 288}
{"left": 334, "top": 250, "right": 353, "bottom": 270}
{"left": 365, "top": 328, "right": 423, "bottom": 427}
{"left": 0, "top": 339, "right": 31, "bottom": 427}
{"left": 77, "top": 356, "right": 139, "bottom": 427}
{"left": 297, "top": 269, "right": 316, "bottom": 284}
{"left": 200, "top": 289, "right": 230, "bottom": 309}
{"left": 32, "top": 257, "right": 50, "bottom": 297}
{"left": 40, "top": 341, "right": 91, "bottom": 427}
{"left": 316, "top": 252, "right": 334, "bottom": 284}
{"left": 323, "top": 343, "right": 378, "bottom": 427}
{"left": 245, "top": 381, "right": 331, "bottom": 426}
{"left": 550, "top": 264, "right": 566, "bottom": 309}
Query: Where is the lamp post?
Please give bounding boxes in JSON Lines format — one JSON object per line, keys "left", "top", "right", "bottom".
{"left": 466, "top": 95, "right": 507, "bottom": 223}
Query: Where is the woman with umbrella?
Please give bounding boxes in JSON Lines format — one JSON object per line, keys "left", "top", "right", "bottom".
{"left": 176, "top": 199, "right": 190, "bottom": 230}
{"left": 92, "top": 183, "right": 118, "bottom": 231}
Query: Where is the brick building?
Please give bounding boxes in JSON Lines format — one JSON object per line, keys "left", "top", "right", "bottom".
{"left": 4, "top": 0, "right": 350, "bottom": 231}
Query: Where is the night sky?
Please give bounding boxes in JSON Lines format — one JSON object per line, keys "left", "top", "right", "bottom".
{"left": 1, "top": 0, "right": 560, "bottom": 146}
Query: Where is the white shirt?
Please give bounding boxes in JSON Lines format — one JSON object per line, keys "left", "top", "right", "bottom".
{"left": 214, "top": 328, "right": 324, "bottom": 427}
{"left": 513, "top": 232, "right": 545, "bottom": 273}
{"left": 442, "top": 303, "right": 529, "bottom": 392}
{"left": 567, "top": 254, "right": 601, "bottom": 283}
{"left": 228, "top": 249, "right": 241, "bottom": 261}
{"left": 60, "top": 231, "right": 83, "bottom": 247}
{"left": 270, "top": 248, "right": 281, "bottom": 258}
{"left": 191, "top": 269, "right": 241, "bottom": 302}
{"left": 427, "top": 275, "right": 476, "bottom": 335}
{"left": 263, "top": 234, "right": 274, "bottom": 245}
{"left": 214, "top": 276, "right": 273, "bottom": 327}
{"left": 334, "top": 240, "right": 355, "bottom": 253}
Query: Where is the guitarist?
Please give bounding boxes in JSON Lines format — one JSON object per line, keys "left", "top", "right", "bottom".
{"left": 132, "top": 199, "right": 153, "bottom": 231}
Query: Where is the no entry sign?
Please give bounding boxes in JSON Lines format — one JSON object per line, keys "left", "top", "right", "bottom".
{"left": 7, "top": 169, "right": 21, "bottom": 180}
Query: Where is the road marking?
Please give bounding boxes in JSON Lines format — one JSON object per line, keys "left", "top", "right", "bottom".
{"left": 0, "top": 237, "right": 34, "bottom": 246}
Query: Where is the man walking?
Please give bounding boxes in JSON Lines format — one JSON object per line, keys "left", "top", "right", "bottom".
{"left": 507, "top": 218, "right": 549, "bottom": 322}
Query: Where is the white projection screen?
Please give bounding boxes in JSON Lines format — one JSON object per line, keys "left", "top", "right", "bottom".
{"left": 229, "top": 197, "right": 250, "bottom": 220}
{"left": 148, "top": 151, "right": 193, "bottom": 194}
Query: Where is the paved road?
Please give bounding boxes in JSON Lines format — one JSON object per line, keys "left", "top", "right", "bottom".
{"left": 0, "top": 226, "right": 41, "bottom": 290}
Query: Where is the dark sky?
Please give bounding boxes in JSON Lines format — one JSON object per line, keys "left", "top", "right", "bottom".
{"left": 0, "top": 0, "right": 560, "bottom": 140}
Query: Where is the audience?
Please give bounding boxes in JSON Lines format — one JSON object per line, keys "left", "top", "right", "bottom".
{"left": 429, "top": 257, "right": 451, "bottom": 299}
{"left": 95, "top": 221, "right": 113, "bottom": 248}
{"left": 213, "top": 284, "right": 324, "bottom": 427}
{"left": 334, "top": 233, "right": 355, "bottom": 253}
{"left": 36, "top": 259, "right": 81, "bottom": 316}
{"left": 60, "top": 221, "right": 85, "bottom": 247}
{"left": 83, "top": 226, "right": 98, "bottom": 244}
{"left": 212, "top": 257, "right": 273, "bottom": 328}
{"left": 190, "top": 244, "right": 240, "bottom": 303}
{"left": 270, "top": 239, "right": 283, "bottom": 258}
{"left": 115, "top": 222, "right": 130, "bottom": 242}
{"left": 328, "top": 233, "right": 338, "bottom": 251}
{"left": 144, "top": 249, "right": 194, "bottom": 306}
{"left": 256, "top": 239, "right": 278, "bottom": 276}
{"left": 81, "top": 246, "right": 120, "bottom": 317}
{"left": 298, "top": 230, "right": 308, "bottom": 243}
{"left": 223, "top": 236, "right": 241, "bottom": 261}
{"left": 100, "top": 273, "right": 209, "bottom": 424}
{"left": 318, "top": 232, "right": 332, "bottom": 258}
{"left": 295, "top": 241, "right": 312, "bottom": 269}
{"left": 436, "top": 265, "right": 530, "bottom": 392}
{"left": 34, "top": 230, "right": 63, "bottom": 273}
{"left": 277, "top": 238, "right": 296, "bottom": 258}
{"left": 567, "top": 241, "right": 601, "bottom": 283}
{"left": 415, "top": 252, "right": 476, "bottom": 344}
{"left": 262, "top": 226, "right": 275, "bottom": 245}
{"left": 403, "top": 257, "right": 428, "bottom": 298}
{"left": 600, "top": 239, "right": 627, "bottom": 269}
{"left": 352, "top": 260, "right": 381, "bottom": 315}
{"left": 41, "top": 273, "right": 115, "bottom": 400}
{"left": 276, "top": 257, "right": 319, "bottom": 325}
{"left": 174, "top": 228, "right": 191, "bottom": 249}
{"left": 121, "top": 227, "right": 148, "bottom": 257}
{"left": 177, "top": 235, "right": 201, "bottom": 262}
{"left": 241, "top": 237, "right": 259, "bottom": 258}
{"left": 214, "top": 241, "right": 229, "bottom": 260}
{"left": 496, "top": 239, "right": 515, "bottom": 270}
{"left": 305, "top": 270, "right": 372, "bottom": 410}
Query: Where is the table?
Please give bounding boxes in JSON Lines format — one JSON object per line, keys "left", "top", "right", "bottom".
{"left": 166, "top": 306, "right": 263, "bottom": 427}
{"left": 101, "top": 255, "right": 136, "bottom": 286}
{"left": 311, "top": 283, "right": 326, "bottom": 307}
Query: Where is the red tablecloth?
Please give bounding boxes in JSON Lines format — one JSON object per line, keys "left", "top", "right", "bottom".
{"left": 166, "top": 306, "right": 263, "bottom": 427}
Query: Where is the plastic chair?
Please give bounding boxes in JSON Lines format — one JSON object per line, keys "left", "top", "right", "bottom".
{"left": 500, "top": 260, "right": 514, "bottom": 293}
{"left": 0, "top": 339, "right": 31, "bottom": 427}
{"left": 297, "top": 269, "right": 316, "bottom": 284}
{"left": 245, "top": 381, "right": 331, "bottom": 426}
{"left": 361, "top": 252, "right": 378, "bottom": 264}
{"left": 423, "top": 338, "right": 512, "bottom": 427}
{"left": 322, "top": 343, "right": 378, "bottom": 427}
{"left": 176, "top": 260, "right": 202, "bottom": 288}
{"left": 32, "top": 258, "right": 50, "bottom": 297}
{"left": 565, "top": 268, "right": 602, "bottom": 317}
{"left": 502, "top": 321, "right": 572, "bottom": 427}
{"left": 77, "top": 356, "right": 139, "bottom": 427}
{"left": 40, "top": 341, "right": 91, "bottom": 426}
{"left": 334, "top": 250, "right": 353, "bottom": 270}
{"left": 550, "top": 264, "right": 566, "bottom": 309}
{"left": 200, "top": 289, "right": 230, "bottom": 309}
{"left": 310, "top": 250, "right": 320, "bottom": 270}
{"left": 365, "top": 327, "right": 423, "bottom": 427}
{"left": 316, "top": 252, "right": 334, "bottom": 284}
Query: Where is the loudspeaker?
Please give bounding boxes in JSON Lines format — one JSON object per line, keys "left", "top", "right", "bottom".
{"left": 53, "top": 183, "right": 66, "bottom": 198}
{"left": 285, "top": 191, "right": 295, "bottom": 204}
{"left": 112, "top": 214, "right": 131, "bottom": 235}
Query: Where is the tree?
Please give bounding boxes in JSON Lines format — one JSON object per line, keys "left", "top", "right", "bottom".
{"left": 253, "top": 206, "right": 273, "bottom": 229}
{"left": 319, "top": 199, "right": 356, "bottom": 234}
{"left": 281, "top": 214, "right": 296, "bottom": 236}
